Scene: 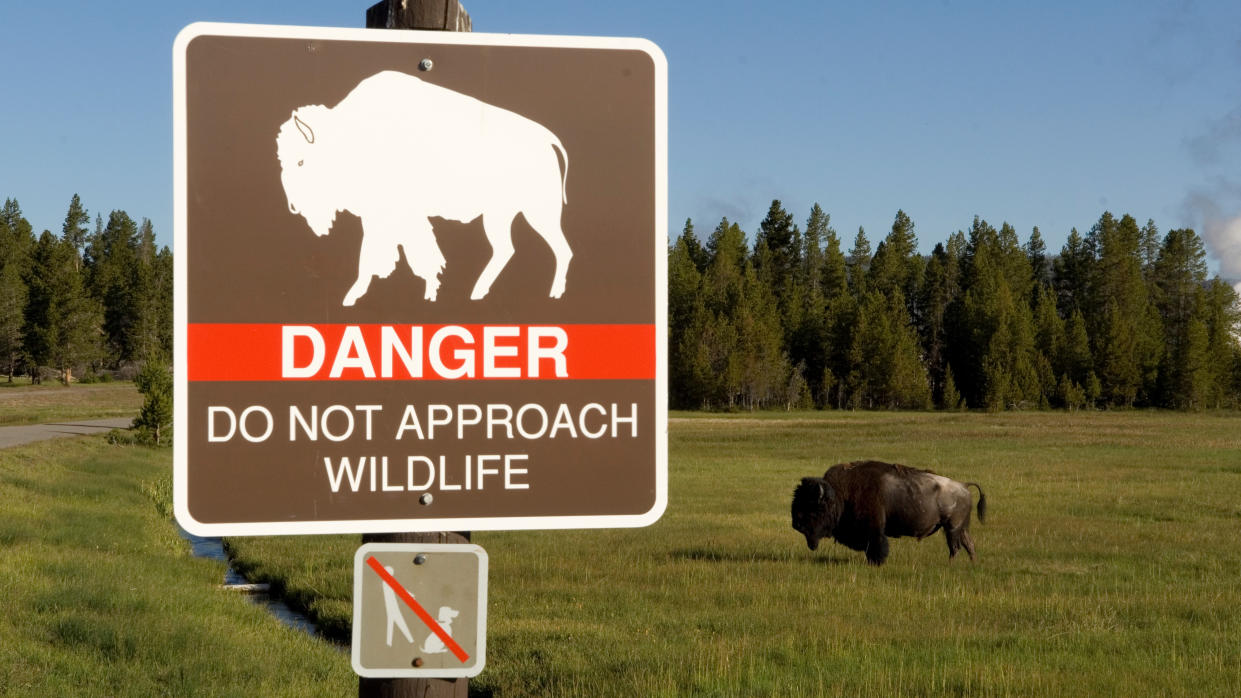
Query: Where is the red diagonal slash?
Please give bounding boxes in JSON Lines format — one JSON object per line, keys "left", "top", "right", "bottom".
{"left": 366, "top": 555, "right": 470, "bottom": 663}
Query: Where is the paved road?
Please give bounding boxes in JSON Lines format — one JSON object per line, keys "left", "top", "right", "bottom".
{"left": 0, "top": 418, "right": 133, "bottom": 449}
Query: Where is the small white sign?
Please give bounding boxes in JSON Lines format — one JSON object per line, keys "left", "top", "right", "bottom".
{"left": 352, "top": 543, "right": 488, "bottom": 678}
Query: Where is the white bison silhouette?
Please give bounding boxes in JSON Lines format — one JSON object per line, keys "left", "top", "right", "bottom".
{"left": 276, "top": 70, "right": 572, "bottom": 305}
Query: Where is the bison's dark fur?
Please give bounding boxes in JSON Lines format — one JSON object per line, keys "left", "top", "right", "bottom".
{"left": 791, "top": 460, "right": 986, "bottom": 565}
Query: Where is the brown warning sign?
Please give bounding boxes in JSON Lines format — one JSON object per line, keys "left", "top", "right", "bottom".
{"left": 173, "top": 23, "right": 667, "bottom": 535}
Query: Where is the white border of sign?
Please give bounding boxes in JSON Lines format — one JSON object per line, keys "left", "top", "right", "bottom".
{"left": 351, "top": 543, "right": 488, "bottom": 679}
{"left": 172, "top": 23, "right": 668, "bottom": 536}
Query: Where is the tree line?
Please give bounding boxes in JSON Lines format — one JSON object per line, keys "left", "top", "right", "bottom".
{"left": 669, "top": 201, "right": 1241, "bottom": 411}
{"left": 0, "top": 195, "right": 172, "bottom": 384}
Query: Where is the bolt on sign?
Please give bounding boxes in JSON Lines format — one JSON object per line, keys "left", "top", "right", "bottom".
{"left": 352, "top": 543, "right": 487, "bottom": 678}
{"left": 172, "top": 23, "right": 667, "bottom": 535}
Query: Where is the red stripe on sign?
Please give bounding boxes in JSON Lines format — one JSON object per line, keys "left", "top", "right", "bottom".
{"left": 366, "top": 556, "right": 469, "bottom": 663}
{"left": 186, "top": 323, "right": 655, "bottom": 381}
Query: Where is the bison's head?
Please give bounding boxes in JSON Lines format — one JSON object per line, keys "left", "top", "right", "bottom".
{"left": 791, "top": 477, "right": 841, "bottom": 551}
{"left": 276, "top": 105, "right": 339, "bottom": 237}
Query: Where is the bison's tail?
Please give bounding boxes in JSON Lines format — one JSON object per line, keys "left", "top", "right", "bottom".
{"left": 966, "top": 483, "right": 986, "bottom": 524}
{"left": 551, "top": 138, "right": 569, "bottom": 205}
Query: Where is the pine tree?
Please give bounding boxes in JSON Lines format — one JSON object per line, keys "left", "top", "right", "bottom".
{"left": 152, "top": 246, "right": 174, "bottom": 361}
{"left": 0, "top": 199, "right": 36, "bottom": 265}
{"left": 24, "top": 232, "right": 102, "bottom": 384}
{"left": 1026, "top": 226, "right": 1050, "bottom": 295}
{"left": 700, "top": 219, "right": 751, "bottom": 408}
{"left": 1200, "top": 279, "right": 1241, "bottom": 408}
{"left": 746, "top": 203, "right": 806, "bottom": 407}
{"left": 847, "top": 291, "right": 887, "bottom": 408}
{"left": 918, "top": 242, "right": 960, "bottom": 404}
{"left": 1084, "top": 371, "right": 1103, "bottom": 408}
{"left": 1177, "top": 315, "right": 1211, "bottom": 410}
{"left": 752, "top": 200, "right": 799, "bottom": 312}
{"left": 131, "top": 218, "right": 161, "bottom": 361}
{"left": 1032, "top": 284, "right": 1065, "bottom": 404}
{"left": 1061, "top": 308, "right": 1093, "bottom": 389}
{"left": 669, "top": 224, "right": 708, "bottom": 408}
{"left": 847, "top": 226, "right": 871, "bottom": 296}
{"left": 23, "top": 232, "right": 63, "bottom": 382}
{"left": 1152, "top": 228, "right": 1207, "bottom": 322}
{"left": 802, "top": 204, "right": 829, "bottom": 299}
{"left": 882, "top": 290, "right": 932, "bottom": 409}
{"left": 1088, "top": 213, "right": 1158, "bottom": 406}
{"left": 998, "top": 222, "right": 1032, "bottom": 303}
{"left": 948, "top": 217, "right": 999, "bottom": 405}
{"left": 1138, "top": 219, "right": 1161, "bottom": 277}
{"left": 133, "top": 359, "right": 173, "bottom": 445}
{"left": 791, "top": 204, "right": 832, "bottom": 404}
{"left": 1152, "top": 228, "right": 1209, "bottom": 407}
{"left": 83, "top": 213, "right": 105, "bottom": 286}
{"left": 824, "top": 292, "right": 858, "bottom": 409}
{"left": 941, "top": 364, "right": 963, "bottom": 410}
{"left": 706, "top": 217, "right": 747, "bottom": 274}
{"left": 869, "top": 210, "right": 924, "bottom": 322}
{"left": 953, "top": 217, "right": 1041, "bottom": 408}
{"left": 821, "top": 224, "right": 848, "bottom": 301}
{"left": 0, "top": 260, "right": 25, "bottom": 381}
{"left": 0, "top": 200, "right": 36, "bottom": 381}
{"left": 848, "top": 290, "right": 930, "bottom": 409}
{"left": 945, "top": 230, "right": 967, "bottom": 263}
{"left": 738, "top": 260, "right": 789, "bottom": 409}
{"left": 1097, "top": 298, "right": 1141, "bottom": 406}
{"left": 89, "top": 210, "right": 148, "bottom": 365}
{"left": 678, "top": 218, "right": 709, "bottom": 273}
{"left": 0, "top": 208, "right": 29, "bottom": 381}
{"left": 981, "top": 287, "right": 1041, "bottom": 410}
{"left": 785, "top": 361, "right": 813, "bottom": 410}
{"left": 1059, "top": 373, "right": 1086, "bottom": 411}
{"left": 1053, "top": 227, "right": 1092, "bottom": 315}
{"left": 0, "top": 199, "right": 33, "bottom": 241}
{"left": 61, "top": 194, "right": 90, "bottom": 272}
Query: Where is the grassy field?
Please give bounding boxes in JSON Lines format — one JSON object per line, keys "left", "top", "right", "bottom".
{"left": 0, "top": 379, "right": 142, "bottom": 426}
{"left": 0, "top": 437, "right": 354, "bottom": 696}
{"left": 224, "top": 410, "right": 1241, "bottom": 696}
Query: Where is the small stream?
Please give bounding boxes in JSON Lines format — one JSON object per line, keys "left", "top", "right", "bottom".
{"left": 177, "top": 525, "right": 344, "bottom": 647}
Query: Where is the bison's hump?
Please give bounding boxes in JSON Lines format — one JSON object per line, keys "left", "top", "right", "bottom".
{"left": 833, "top": 460, "right": 934, "bottom": 477}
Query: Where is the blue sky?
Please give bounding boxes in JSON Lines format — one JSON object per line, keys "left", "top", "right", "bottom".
{"left": 3, "top": 1, "right": 1240, "bottom": 280}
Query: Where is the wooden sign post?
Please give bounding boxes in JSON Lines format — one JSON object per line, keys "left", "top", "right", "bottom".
{"left": 361, "top": 5, "right": 472, "bottom": 696}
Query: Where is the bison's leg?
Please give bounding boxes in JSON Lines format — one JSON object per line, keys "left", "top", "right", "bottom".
{"left": 944, "top": 525, "right": 977, "bottom": 562}
{"left": 398, "top": 218, "right": 445, "bottom": 301}
{"left": 961, "top": 528, "right": 977, "bottom": 562}
{"left": 864, "top": 533, "right": 890, "bottom": 565}
{"left": 343, "top": 277, "right": 372, "bottom": 307}
{"left": 344, "top": 220, "right": 403, "bottom": 306}
{"left": 523, "top": 204, "right": 573, "bottom": 298}
{"left": 943, "top": 527, "right": 962, "bottom": 559}
{"left": 472, "top": 211, "right": 518, "bottom": 300}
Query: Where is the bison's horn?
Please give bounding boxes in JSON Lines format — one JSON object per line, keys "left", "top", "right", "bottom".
{"left": 818, "top": 482, "right": 826, "bottom": 501}
{"left": 294, "top": 114, "right": 315, "bottom": 144}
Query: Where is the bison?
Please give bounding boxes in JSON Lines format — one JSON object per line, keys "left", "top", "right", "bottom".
{"left": 276, "top": 69, "right": 573, "bottom": 306}
{"left": 791, "top": 460, "right": 986, "bottom": 565}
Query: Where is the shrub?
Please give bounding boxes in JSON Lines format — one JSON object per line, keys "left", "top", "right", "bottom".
{"left": 132, "top": 361, "right": 172, "bottom": 446}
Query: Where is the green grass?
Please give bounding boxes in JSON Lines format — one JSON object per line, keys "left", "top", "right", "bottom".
{"left": 0, "top": 437, "right": 353, "bottom": 697}
{"left": 227, "top": 410, "right": 1241, "bottom": 696}
{"left": 0, "top": 379, "right": 142, "bottom": 426}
